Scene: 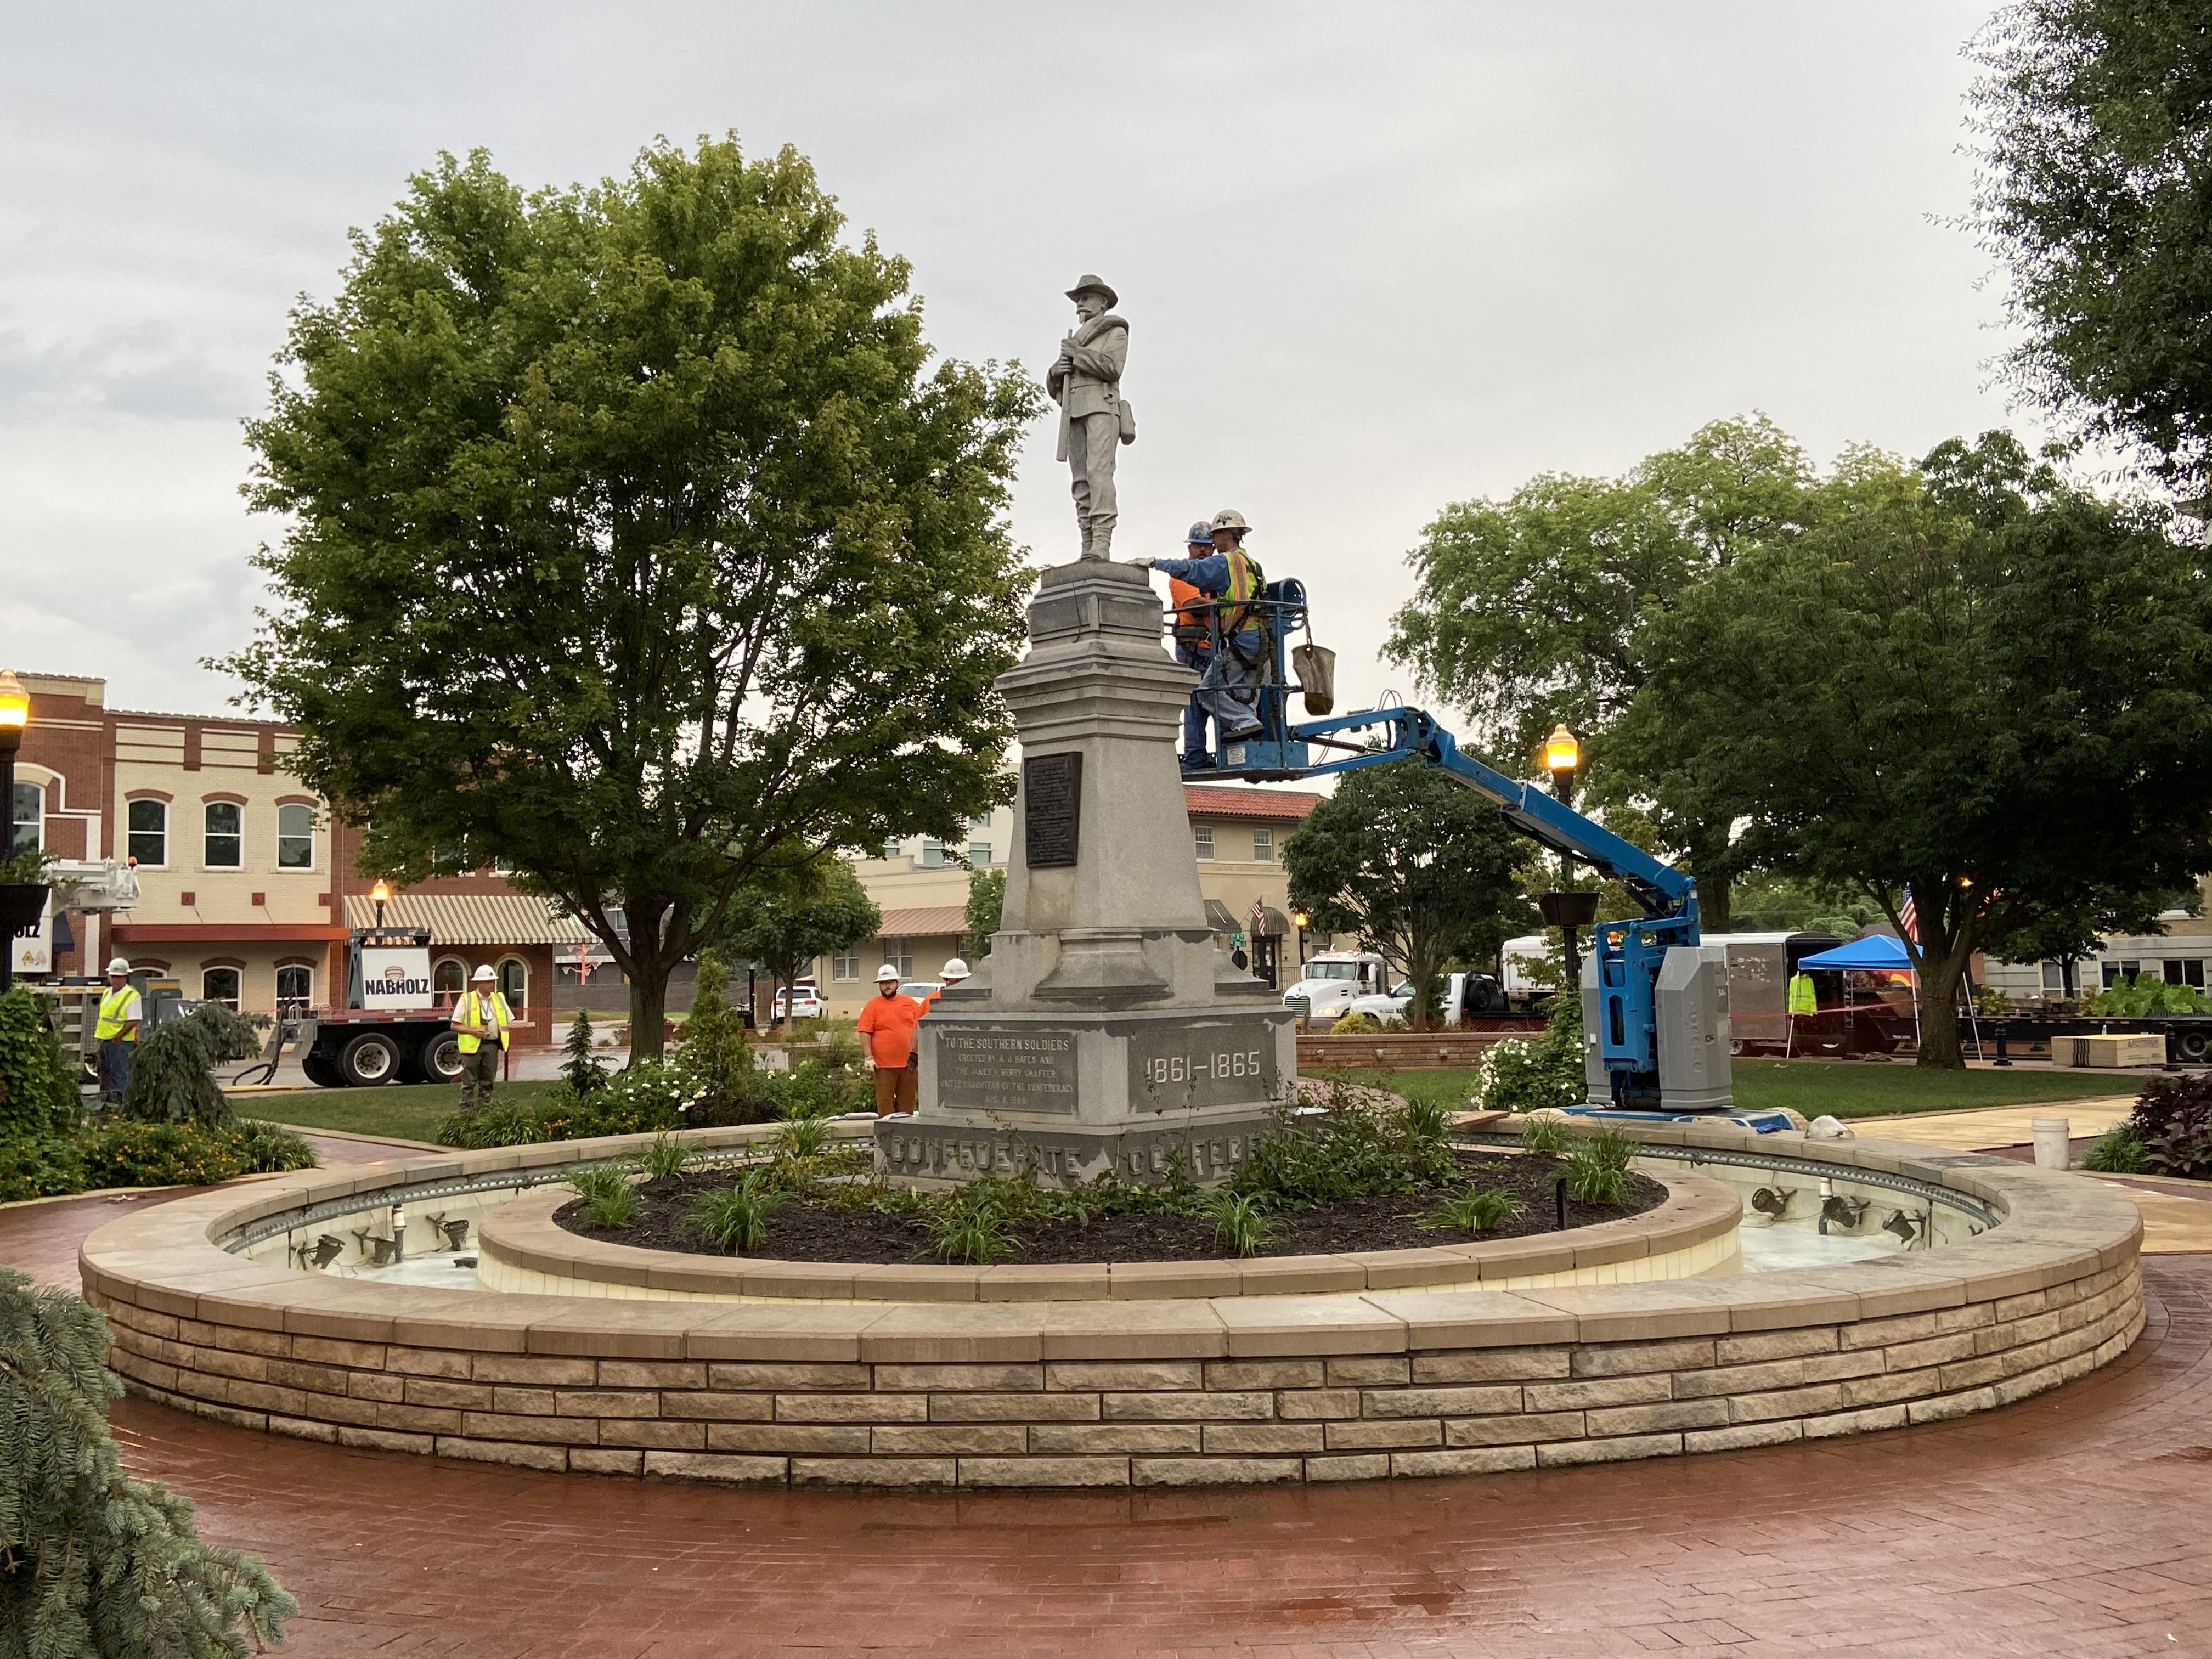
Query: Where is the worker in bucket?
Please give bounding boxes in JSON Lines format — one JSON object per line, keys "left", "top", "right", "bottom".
{"left": 858, "top": 963, "right": 925, "bottom": 1116}
{"left": 1130, "top": 509, "right": 1267, "bottom": 765}
{"left": 451, "top": 963, "right": 514, "bottom": 1111}
{"left": 1166, "top": 521, "right": 1217, "bottom": 766}
{"left": 94, "top": 957, "right": 141, "bottom": 1104}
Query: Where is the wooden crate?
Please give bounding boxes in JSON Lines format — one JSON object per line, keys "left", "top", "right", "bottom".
{"left": 2049, "top": 1032, "right": 2166, "bottom": 1068}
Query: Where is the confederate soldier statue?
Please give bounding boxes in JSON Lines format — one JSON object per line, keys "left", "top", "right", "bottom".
{"left": 1048, "top": 275, "right": 1133, "bottom": 560}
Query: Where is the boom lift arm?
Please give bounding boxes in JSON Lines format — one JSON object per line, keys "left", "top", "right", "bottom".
{"left": 1176, "top": 582, "right": 1722, "bottom": 1110}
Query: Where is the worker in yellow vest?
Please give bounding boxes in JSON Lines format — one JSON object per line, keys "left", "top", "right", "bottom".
{"left": 94, "top": 956, "right": 142, "bottom": 1104}
{"left": 451, "top": 963, "right": 514, "bottom": 1110}
{"left": 1131, "top": 509, "right": 1268, "bottom": 766}
{"left": 1786, "top": 969, "right": 1818, "bottom": 1056}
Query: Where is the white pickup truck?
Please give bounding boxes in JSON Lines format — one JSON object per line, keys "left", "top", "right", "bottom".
{"left": 1346, "top": 969, "right": 1516, "bottom": 1027}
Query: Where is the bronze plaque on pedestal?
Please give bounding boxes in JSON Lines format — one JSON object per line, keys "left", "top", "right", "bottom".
{"left": 1023, "top": 753, "right": 1082, "bottom": 868}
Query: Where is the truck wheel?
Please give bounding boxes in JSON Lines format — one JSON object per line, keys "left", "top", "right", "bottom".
{"left": 301, "top": 1050, "right": 343, "bottom": 1088}
{"left": 423, "top": 1034, "right": 464, "bottom": 1084}
{"left": 338, "top": 1031, "right": 403, "bottom": 1087}
{"left": 2176, "top": 1029, "right": 2211, "bottom": 1063}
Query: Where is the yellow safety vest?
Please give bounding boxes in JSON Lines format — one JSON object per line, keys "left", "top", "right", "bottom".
{"left": 1220, "top": 546, "right": 1265, "bottom": 639}
{"left": 1787, "top": 973, "right": 1817, "bottom": 1016}
{"left": 95, "top": 985, "right": 140, "bottom": 1042}
{"left": 454, "top": 990, "right": 513, "bottom": 1054}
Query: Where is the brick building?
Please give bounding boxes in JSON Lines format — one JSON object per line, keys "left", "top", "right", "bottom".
{"left": 8, "top": 672, "right": 563, "bottom": 1044}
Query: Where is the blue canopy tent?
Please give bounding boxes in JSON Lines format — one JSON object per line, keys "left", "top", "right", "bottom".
{"left": 1795, "top": 936, "right": 1914, "bottom": 972}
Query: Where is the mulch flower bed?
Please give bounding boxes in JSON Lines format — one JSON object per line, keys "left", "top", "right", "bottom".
{"left": 552, "top": 1150, "right": 1664, "bottom": 1265}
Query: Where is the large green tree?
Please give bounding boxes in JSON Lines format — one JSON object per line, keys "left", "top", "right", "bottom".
{"left": 1386, "top": 416, "right": 1816, "bottom": 929}
{"left": 1283, "top": 759, "right": 1533, "bottom": 1028}
{"left": 1625, "top": 432, "right": 2212, "bottom": 1066}
{"left": 225, "top": 139, "right": 1037, "bottom": 1055}
{"left": 1968, "top": 1, "right": 2212, "bottom": 491}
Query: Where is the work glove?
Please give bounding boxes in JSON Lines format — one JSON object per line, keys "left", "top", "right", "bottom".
{"left": 1126, "top": 557, "right": 1155, "bottom": 570}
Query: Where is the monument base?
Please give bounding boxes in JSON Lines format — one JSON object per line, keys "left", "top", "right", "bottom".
{"left": 874, "top": 1002, "right": 1295, "bottom": 1190}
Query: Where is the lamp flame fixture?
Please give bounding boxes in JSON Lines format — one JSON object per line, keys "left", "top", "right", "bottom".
{"left": 0, "top": 670, "right": 30, "bottom": 995}
{"left": 369, "top": 878, "right": 391, "bottom": 930}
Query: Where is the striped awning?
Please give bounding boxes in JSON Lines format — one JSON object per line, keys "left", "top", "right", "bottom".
{"left": 341, "top": 892, "right": 585, "bottom": 946}
{"left": 876, "top": 905, "right": 969, "bottom": 938}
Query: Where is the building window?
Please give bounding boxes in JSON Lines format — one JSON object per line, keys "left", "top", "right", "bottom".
{"left": 967, "top": 841, "right": 991, "bottom": 867}
{"left": 1251, "top": 827, "right": 1273, "bottom": 862}
{"left": 971, "top": 814, "right": 995, "bottom": 832}
{"left": 275, "top": 963, "right": 314, "bottom": 1017}
{"left": 201, "top": 967, "right": 241, "bottom": 1011}
{"left": 128, "top": 799, "right": 167, "bottom": 866}
{"left": 921, "top": 838, "right": 947, "bottom": 868}
{"left": 881, "top": 937, "right": 912, "bottom": 978}
{"left": 832, "top": 948, "right": 860, "bottom": 982}
{"left": 498, "top": 957, "right": 528, "bottom": 1009}
{"left": 276, "top": 803, "right": 315, "bottom": 869}
{"left": 1194, "top": 825, "right": 1215, "bottom": 861}
{"left": 204, "top": 802, "right": 242, "bottom": 867}
{"left": 882, "top": 839, "right": 902, "bottom": 861}
{"left": 2041, "top": 962, "right": 2066, "bottom": 992}
{"left": 9, "top": 781, "right": 40, "bottom": 857}
{"left": 433, "top": 957, "right": 467, "bottom": 1008}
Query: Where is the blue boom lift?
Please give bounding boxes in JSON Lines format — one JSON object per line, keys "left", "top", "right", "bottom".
{"left": 1180, "top": 579, "right": 1734, "bottom": 1115}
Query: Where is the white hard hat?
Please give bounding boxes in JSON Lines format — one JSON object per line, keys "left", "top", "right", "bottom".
{"left": 1210, "top": 509, "right": 1251, "bottom": 534}
{"left": 875, "top": 964, "right": 901, "bottom": 983}
{"left": 106, "top": 957, "right": 131, "bottom": 975}
{"left": 941, "top": 958, "right": 970, "bottom": 981}
{"left": 471, "top": 964, "right": 497, "bottom": 982}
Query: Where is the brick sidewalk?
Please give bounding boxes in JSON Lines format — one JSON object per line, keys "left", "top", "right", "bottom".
{"left": 81, "top": 1259, "right": 2211, "bottom": 1657}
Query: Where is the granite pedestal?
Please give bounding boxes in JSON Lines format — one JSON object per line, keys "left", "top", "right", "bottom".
{"left": 876, "top": 560, "right": 1296, "bottom": 1188}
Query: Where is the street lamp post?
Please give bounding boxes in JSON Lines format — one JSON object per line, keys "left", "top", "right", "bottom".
{"left": 1536, "top": 724, "right": 1597, "bottom": 994}
{"left": 369, "top": 877, "right": 391, "bottom": 931}
{"left": 1291, "top": 910, "right": 1310, "bottom": 974}
{"left": 0, "top": 670, "right": 30, "bottom": 995}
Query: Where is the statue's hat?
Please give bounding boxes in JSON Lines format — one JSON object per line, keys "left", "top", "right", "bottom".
{"left": 1065, "top": 274, "right": 1118, "bottom": 308}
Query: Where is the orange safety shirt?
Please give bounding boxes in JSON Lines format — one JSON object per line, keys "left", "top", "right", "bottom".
{"left": 1169, "top": 575, "right": 1210, "bottom": 646}
{"left": 856, "top": 990, "right": 926, "bottom": 1068}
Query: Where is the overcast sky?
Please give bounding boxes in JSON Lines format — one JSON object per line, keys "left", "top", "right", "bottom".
{"left": 2, "top": 1, "right": 2030, "bottom": 723}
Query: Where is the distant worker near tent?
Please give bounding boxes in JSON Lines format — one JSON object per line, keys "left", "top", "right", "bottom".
{"left": 94, "top": 957, "right": 140, "bottom": 1104}
{"left": 859, "top": 963, "right": 924, "bottom": 1116}
{"left": 1129, "top": 509, "right": 1267, "bottom": 767}
{"left": 1785, "top": 968, "right": 1818, "bottom": 1058}
{"left": 451, "top": 964, "right": 514, "bottom": 1110}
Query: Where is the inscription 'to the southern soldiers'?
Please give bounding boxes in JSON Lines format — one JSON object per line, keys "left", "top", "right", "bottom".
{"left": 1024, "top": 752, "right": 1082, "bottom": 868}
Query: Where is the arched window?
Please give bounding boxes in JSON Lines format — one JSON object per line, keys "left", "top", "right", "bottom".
{"left": 498, "top": 957, "right": 528, "bottom": 1010}
{"left": 204, "top": 802, "right": 242, "bottom": 867}
{"left": 432, "top": 958, "right": 467, "bottom": 1009}
{"left": 276, "top": 803, "right": 315, "bottom": 869}
{"left": 127, "top": 799, "right": 167, "bottom": 866}
{"left": 275, "top": 963, "right": 314, "bottom": 1018}
{"left": 201, "top": 967, "right": 241, "bottom": 1011}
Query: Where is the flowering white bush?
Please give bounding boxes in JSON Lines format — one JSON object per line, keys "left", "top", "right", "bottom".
{"left": 1470, "top": 999, "right": 1585, "bottom": 1114}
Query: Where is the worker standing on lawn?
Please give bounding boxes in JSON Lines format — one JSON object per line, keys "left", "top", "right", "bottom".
{"left": 859, "top": 963, "right": 924, "bottom": 1116}
{"left": 94, "top": 957, "right": 140, "bottom": 1105}
{"left": 452, "top": 964, "right": 514, "bottom": 1111}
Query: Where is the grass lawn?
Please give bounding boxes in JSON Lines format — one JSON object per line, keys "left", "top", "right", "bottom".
{"left": 1344, "top": 1059, "right": 2145, "bottom": 1121}
{"left": 249, "top": 1080, "right": 568, "bottom": 1146}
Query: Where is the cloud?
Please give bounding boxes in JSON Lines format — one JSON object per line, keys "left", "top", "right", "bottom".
{"left": 0, "top": 319, "right": 255, "bottom": 424}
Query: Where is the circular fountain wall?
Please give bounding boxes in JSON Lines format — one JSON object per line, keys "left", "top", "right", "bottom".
{"left": 79, "top": 1116, "right": 2144, "bottom": 1488}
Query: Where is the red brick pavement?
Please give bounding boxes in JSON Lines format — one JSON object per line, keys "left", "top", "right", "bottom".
{"left": 9, "top": 1195, "right": 2212, "bottom": 1656}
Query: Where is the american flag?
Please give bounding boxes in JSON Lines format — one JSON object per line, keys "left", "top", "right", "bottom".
{"left": 1898, "top": 886, "right": 1918, "bottom": 944}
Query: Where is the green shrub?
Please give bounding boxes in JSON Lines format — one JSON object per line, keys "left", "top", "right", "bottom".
{"left": 684, "top": 1171, "right": 791, "bottom": 1255}
{"left": 0, "top": 1135, "right": 87, "bottom": 1202}
{"left": 2081, "top": 1126, "right": 2149, "bottom": 1174}
{"left": 432, "top": 1102, "right": 548, "bottom": 1149}
{"left": 1472, "top": 995, "right": 1585, "bottom": 1114}
{"left": 1206, "top": 1190, "right": 1280, "bottom": 1257}
{"left": 2128, "top": 1073, "right": 2212, "bottom": 1179}
{"left": 1562, "top": 1126, "right": 1638, "bottom": 1206}
{"left": 637, "top": 1131, "right": 693, "bottom": 1181}
{"left": 0, "top": 1268, "right": 298, "bottom": 1652}
{"left": 1519, "top": 1114, "right": 1571, "bottom": 1156}
{"left": 1328, "top": 1010, "right": 1380, "bottom": 1034}
{"left": 2091, "top": 974, "right": 2209, "bottom": 1015}
{"left": 76, "top": 1120, "right": 313, "bottom": 1190}
{"left": 0, "top": 988, "right": 80, "bottom": 1142}
{"left": 119, "top": 1004, "right": 268, "bottom": 1128}
{"left": 916, "top": 1178, "right": 1024, "bottom": 1265}
{"left": 678, "top": 950, "right": 754, "bottom": 1115}
{"left": 1231, "top": 1089, "right": 1457, "bottom": 1207}
{"left": 566, "top": 1164, "right": 638, "bottom": 1229}
{"left": 561, "top": 1007, "right": 608, "bottom": 1096}
{"left": 1421, "top": 1184, "right": 1524, "bottom": 1235}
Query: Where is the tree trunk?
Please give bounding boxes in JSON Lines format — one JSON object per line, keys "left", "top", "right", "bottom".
{"left": 1915, "top": 953, "right": 1970, "bottom": 1070}
{"left": 626, "top": 899, "right": 674, "bottom": 1060}
{"left": 1699, "top": 869, "right": 1732, "bottom": 935}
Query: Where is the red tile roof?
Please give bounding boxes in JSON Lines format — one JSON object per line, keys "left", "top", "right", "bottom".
{"left": 1182, "top": 786, "right": 1325, "bottom": 822}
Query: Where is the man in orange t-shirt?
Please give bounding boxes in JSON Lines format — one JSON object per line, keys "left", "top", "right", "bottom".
{"left": 856, "top": 964, "right": 924, "bottom": 1116}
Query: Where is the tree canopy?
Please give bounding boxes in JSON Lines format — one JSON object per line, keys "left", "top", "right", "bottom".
{"left": 712, "top": 858, "right": 882, "bottom": 1009}
{"left": 224, "top": 138, "right": 1037, "bottom": 1054}
{"left": 1624, "top": 431, "right": 2212, "bottom": 1065}
{"left": 1968, "top": 1, "right": 2212, "bottom": 491}
{"left": 1386, "top": 416, "right": 1815, "bottom": 929}
{"left": 1283, "top": 759, "right": 1533, "bottom": 1027}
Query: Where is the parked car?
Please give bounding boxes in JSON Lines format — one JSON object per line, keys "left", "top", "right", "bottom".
{"left": 1346, "top": 970, "right": 1517, "bottom": 1027}
{"left": 771, "top": 982, "right": 825, "bottom": 1021}
{"left": 899, "top": 980, "right": 943, "bottom": 1006}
